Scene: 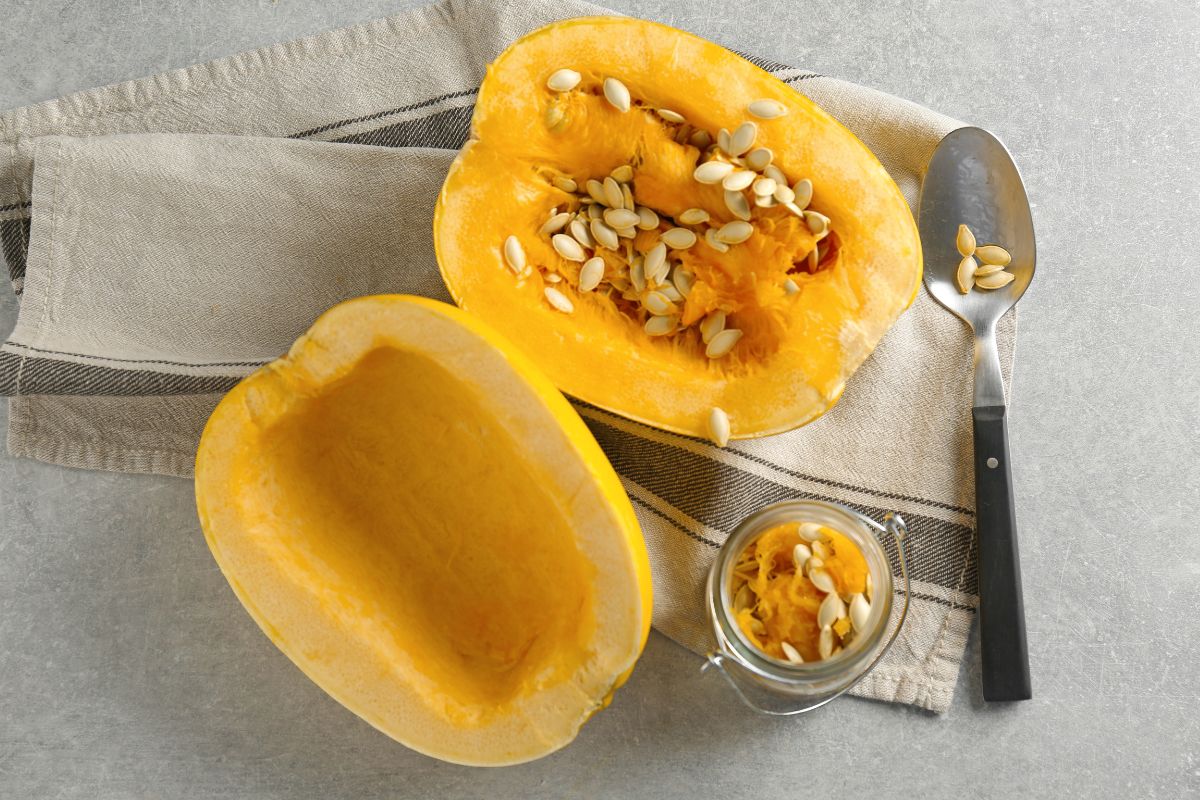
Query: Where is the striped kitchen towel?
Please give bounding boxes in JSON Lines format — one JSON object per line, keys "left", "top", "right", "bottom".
{"left": 0, "top": 0, "right": 1014, "bottom": 713}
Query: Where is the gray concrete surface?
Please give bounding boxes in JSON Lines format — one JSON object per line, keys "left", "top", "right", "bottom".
{"left": 1, "top": 0, "right": 1198, "bottom": 797}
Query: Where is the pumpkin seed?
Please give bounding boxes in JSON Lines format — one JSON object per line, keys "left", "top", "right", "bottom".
{"left": 569, "top": 219, "right": 594, "bottom": 249}
{"left": 748, "top": 98, "right": 788, "bottom": 119}
{"left": 662, "top": 227, "right": 698, "bottom": 249}
{"left": 805, "top": 556, "right": 824, "bottom": 575}
{"left": 792, "top": 542, "right": 813, "bottom": 569}
{"left": 705, "top": 228, "right": 730, "bottom": 253}
{"left": 809, "top": 568, "right": 836, "bottom": 595}
{"left": 745, "top": 147, "right": 773, "bottom": 171}
{"left": 678, "top": 207, "right": 710, "bottom": 225}
{"left": 754, "top": 194, "right": 776, "bottom": 209}
{"left": 579, "top": 257, "right": 605, "bottom": 292}
{"left": 708, "top": 406, "right": 731, "bottom": 447}
{"left": 690, "top": 130, "right": 713, "bottom": 149}
{"left": 660, "top": 283, "right": 683, "bottom": 303}
{"left": 547, "top": 68, "right": 582, "bottom": 92}
{"left": 586, "top": 204, "right": 603, "bottom": 221}
{"left": 503, "top": 235, "right": 526, "bottom": 273}
{"left": 716, "top": 220, "right": 753, "bottom": 244}
{"left": 818, "top": 592, "right": 847, "bottom": 629}
{"left": 956, "top": 224, "right": 976, "bottom": 257}
{"left": 728, "top": 121, "right": 758, "bottom": 156}
{"left": 808, "top": 247, "right": 820, "bottom": 271}
{"left": 705, "top": 328, "right": 743, "bottom": 358}
{"left": 603, "top": 77, "right": 631, "bottom": 112}
{"left": 586, "top": 179, "right": 608, "bottom": 205}
{"left": 975, "top": 270, "right": 1015, "bottom": 290}
{"left": 956, "top": 255, "right": 978, "bottom": 294}
{"left": 748, "top": 616, "right": 766, "bottom": 636}
{"left": 722, "top": 169, "right": 757, "bottom": 191}
{"left": 784, "top": 278, "right": 800, "bottom": 295}
{"left": 621, "top": 183, "right": 635, "bottom": 210}
{"left": 544, "top": 286, "right": 574, "bottom": 313}
{"left": 974, "top": 262, "right": 1004, "bottom": 277}
{"left": 644, "top": 314, "right": 679, "bottom": 337}
{"left": 616, "top": 226, "right": 637, "bottom": 240}
{"left": 552, "top": 176, "right": 578, "bottom": 193}
{"left": 724, "top": 190, "right": 752, "bottom": 221}
{"left": 644, "top": 290, "right": 676, "bottom": 316}
{"left": 849, "top": 593, "right": 871, "bottom": 632}
{"left": 803, "top": 210, "right": 830, "bottom": 236}
{"left": 603, "top": 177, "right": 624, "bottom": 209}
{"left": 717, "top": 127, "right": 731, "bottom": 153}
{"left": 866, "top": 572, "right": 874, "bottom": 602}
{"left": 811, "top": 540, "right": 831, "bottom": 560}
{"left": 630, "top": 258, "right": 647, "bottom": 292}
{"left": 976, "top": 244, "right": 1012, "bottom": 266}
{"left": 700, "top": 310, "right": 726, "bottom": 343}
{"left": 544, "top": 272, "right": 562, "bottom": 283}
{"left": 792, "top": 178, "right": 813, "bottom": 210}
{"left": 694, "top": 161, "right": 736, "bottom": 184}
{"left": 764, "top": 164, "right": 787, "bottom": 184}
{"left": 610, "top": 164, "right": 634, "bottom": 183}
{"left": 752, "top": 177, "right": 777, "bottom": 196}
{"left": 734, "top": 582, "right": 754, "bottom": 612}
{"left": 818, "top": 625, "right": 834, "bottom": 660}
{"left": 636, "top": 206, "right": 660, "bottom": 230}
{"left": 673, "top": 266, "right": 695, "bottom": 297}
{"left": 551, "top": 233, "right": 586, "bottom": 262}
{"left": 538, "top": 212, "right": 571, "bottom": 236}
{"left": 590, "top": 218, "right": 620, "bottom": 251}
{"left": 604, "top": 208, "right": 640, "bottom": 229}
{"left": 656, "top": 108, "right": 686, "bottom": 124}
{"left": 781, "top": 641, "right": 804, "bottom": 664}
{"left": 644, "top": 243, "right": 668, "bottom": 283}
{"left": 544, "top": 105, "right": 565, "bottom": 131}
{"left": 798, "top": 522, "right": 828, "bottom": 543}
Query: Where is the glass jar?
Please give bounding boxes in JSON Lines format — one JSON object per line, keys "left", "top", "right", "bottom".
{"left": 704, "top": 499, "right": 910, "bottom": 715}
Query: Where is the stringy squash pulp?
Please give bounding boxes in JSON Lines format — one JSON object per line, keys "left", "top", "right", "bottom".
{"left": 195, "top": 296, "right": 652, "bottom": 766}
{"left": 435, "top": 17, "right": 922, "bottom": 440}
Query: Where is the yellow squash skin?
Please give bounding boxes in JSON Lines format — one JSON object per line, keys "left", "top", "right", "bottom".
{"left": 195, "top": 295, "right": 652, "bottom": 766}
{"left": 434, "top": 17, "right": 922, "bottom": 440}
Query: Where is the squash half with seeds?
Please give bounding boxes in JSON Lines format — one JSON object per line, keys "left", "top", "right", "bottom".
{"left": 435, "top": 16, "right": 921, "bottom": 440}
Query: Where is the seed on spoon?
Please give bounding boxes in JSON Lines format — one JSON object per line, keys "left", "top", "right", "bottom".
{"left": 603, "top": 77, "right": 631, "bottom": 112}
{"left": 578, "top": 257, "right": 605, "bottom": 292}
{"left": 708, "top": 406, "right": 731, "bottom": 447}
{"left": 975, "top": 270, "right": 1016, "bottom": 290}
{"left": 956, "top": 255, "right": 978, "bottom": 294}
{"left": 748, "top": 99, "right": 788, "bottom": 119}
{"left": 503, "top": 236, "right": 526, "bottom": 273}
{"left": 546, "top": 68, "right": 581, "bottom": 92}
{"left": 974, "top": 263, "right": 1004, "bottom": 277}
{"left": 976, "top": 244, "right": 1012, "bottom": 266}
{"left": 956, "top": 224, "right": 976, "bottom": 256}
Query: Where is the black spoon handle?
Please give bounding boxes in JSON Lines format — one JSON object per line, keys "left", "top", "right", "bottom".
{"left": 973, "top": 404, "right": 1032, "bottom": 701}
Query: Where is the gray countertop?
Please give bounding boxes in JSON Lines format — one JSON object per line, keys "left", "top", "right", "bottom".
{"left": 2, "top": 1, "right": 1198, "bottom": 797}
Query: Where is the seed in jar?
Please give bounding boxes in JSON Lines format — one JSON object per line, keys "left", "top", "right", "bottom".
{"left": 792, "top": 542, "right": 813, "bottom": 568}
{"left": 849, "top": 593, "right": 871, "bottom": 632}
{"left": 809, "top": 568, "right": 836, "bottom": 595}
{"left": 546, "top": 68, "right": 581, "bottom": 92}
{"left": 818, "top": 626, "right": 834, "bottom": 659}
{"left": 603, "top": 77, "right": 631, "bottom": 112}
{"left": 817, "top": 592, "right": 847, "bottom": 629}
{"left": 781, "top": 641, "right": 804, "bottom": 664}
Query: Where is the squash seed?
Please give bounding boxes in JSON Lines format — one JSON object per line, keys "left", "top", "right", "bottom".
{"left": 976, "top": 244, "right": 1012, "bottom": 266}
{"left": 705, "top": 328, "right": 743, "bottom": 358}
{"left": 818, "top": 625, "right": 834, "bottom": 660}
{"left": 544, "top": 272, "right": 562, "bottom": 283}
{"left": 630, "top": 259, "right": 647, "bottom": 292}
{"left": 717, "top": 127, "right": 732, "bottom": 154}
{"left": 866, "top": 572, "right": 874, "bottom": 602}
{"left": 690, "top": 130, "right": 713, "bottom": 149}
{"left": 748, "top": 616, "right": 767, "bottom": 636}
{"left": 673, "top": 266, "right": 695, "bottom": 297}
{"left": 748, "top": 98, "right": 788, "bottom": 119}
{"left": 728, "top": 121, "right": 758, "bottom": 156}
{"left": 774, "top": 184, "right": 796, "bottom": 204}
{"left": 636, "top": 206, "right": 660, "bottom": 230}
{"left": 694, "top": 161, "right": 736, "bottom": 184}
{"left": 544, "top": 286, "right": 574, "bottom": 313}
{"left": 975, "top": 270, "right": 1016, "bottom": 290}
{"left": 722, "top": 169, "right": 757, "bottom": 191}
{"left": 974, "top": 262, "right": 1004, "bottom": 277}
{"left": 754, "top": 194, "right": 776, "bottom": 209}
{"left": 546, "top": 68, "right": 582, "bottom": 92}
{"left": 956, "top": 255, "right": 978, "bottom": 294}
{"left": 803, "top": 210, "right": 830, "bottom": 236}
{"left": 586, "top": 179, "right": 608, "bottom": 205}
{"left": 551, "top": 233, "right": 586, "bottom": 262}
{"left": 579, "top": 257, "right": 605, "bottom": 292}
{"left": 792, "top": 178, "right": 813, "bottom": 210}
{"left": 818, "top": 592, "right": 847, "bottom": 629}
{"left": 811, "top": 540, "right": 831, "bottom": 560}
{"left": 745, "top": 147, "right": 773, "bottom": 171}
{"left": 781, "top": 641, "right": 804, "bottom": 664}
{"left": 724, "top": 190, "right": 752, "bottom": 221}
{"left": 552, "top": 176, "right": 578, "bottom": 193}
{"left": 784, "top": 278, "right": 800, "bottom": 295}
{"left": 678, "top": 207, "right": 710, "bottom": 225}
{"left": 621, "top": 183, "right": 635, "bottom": 210}
{"left": 603, "top": 77, "right": 631, "bottom": 112}
{"left": 792, "top": 542, "right": 813, "bottom": 569}
{"left": 705, "top": 228, "right": 730, "bottom": 253}
{"left": 644, "top": 243, "right": 669, "bottom": 283}
{"left": 644, "top": 290, "right": 676, "bottom": 316}
{"left": 656, "top": 108, "right": 686, "bottom": 124}
{"left": 805, "top": 556, "right": 824, "bottom": 575}
{"left": 764, "top": 164, "right": 787, "bottom": 185}
{"left": 586, "top": 204, "right": 603, "bottom": 221}
{"left": 603, "top": 177, "right": 624, "bottom": 209}
{"left": 544, "top": 105, "right": 566, "bottom": 131}
{"left": 809, "top": 568, "right": 836, "bottom": 595}
{"left": 616, "top": 226, "right": 637, "bottom": 240}
{"left": 708, "top": 406, "right": 731, "bottom": 447}
{"left": 660, "top": 283, "right": 684, "bottom": 303}
{"left": 700, "top": 310, "right": 726, "bottom": 343}
{"left": 590, "top": 218, "right": 620, "bottom": 251}
{"left": 644, "top": 314, "right": 678, "bottom": 337}
{"left": 662, "top": 227, "right": 698, "bottom": 249}
{"left": 734, "top": 583, "right": 754, "bottom": 613}
{"left": 849, "top": 593, "right": 871, "bottom": 632}
{"left": 569, "top": 219, "right": 595, "bottom": 249}
{"left": 956, "top": 224, "right": 976, "bottom": 257}
{"left": 610, "top": 164, "right": 634, "bottom": 183}
{"left": 752, "top": 177, "right": 777, "bottom": 196}
{"left": 798, "top": 522, "right": 828, "bottom": 543}
{"left": 716, "top": 220, "right": 754, "bottom": 244}
{"left": 604, "top": 208, "right": 640, "bottom": 229}
{"left": 503, "top": 235, "right": 526, "bottom": 273}
{"left": 538, "top": 212, "right": 571, "bottom": 236}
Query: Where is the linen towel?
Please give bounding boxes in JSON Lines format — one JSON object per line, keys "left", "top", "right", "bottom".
{"left": 0, "top": 0, "right": 1015, "bottom": 713}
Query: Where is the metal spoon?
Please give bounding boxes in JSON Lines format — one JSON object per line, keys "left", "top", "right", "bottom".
{"left": 918, "top": 126, "right": 1034, "bottom": 702}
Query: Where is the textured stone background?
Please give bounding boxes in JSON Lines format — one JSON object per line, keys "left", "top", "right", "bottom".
{"left": 1, "top": 1, "right": 1198, "bottom": 797}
